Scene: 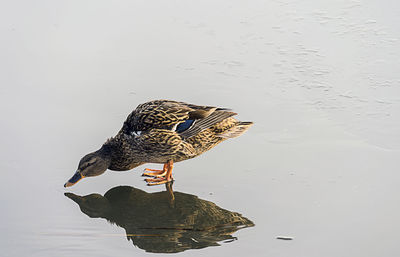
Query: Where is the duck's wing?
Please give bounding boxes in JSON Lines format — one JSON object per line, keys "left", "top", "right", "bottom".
{"left": 121, "top": 100, "right": 190, "bottom": 134}
{"left": 120, "top": 100, "right": 235, "bottom": 138}
{"left": 178, "top": 110, "right": 237, "bottom": 139}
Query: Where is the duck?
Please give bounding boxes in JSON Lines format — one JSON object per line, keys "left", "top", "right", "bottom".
{"left": 64, "top": 100, "right": 253, "bottom": 187}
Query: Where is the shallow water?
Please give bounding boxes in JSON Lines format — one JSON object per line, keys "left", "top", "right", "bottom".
{"left": 1, "top": 0, "right": 400, "bottom": 256}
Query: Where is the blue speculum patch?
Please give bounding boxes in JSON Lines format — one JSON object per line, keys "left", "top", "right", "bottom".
{"left": 176, "top": 119, "right": 195, "bottom": 133}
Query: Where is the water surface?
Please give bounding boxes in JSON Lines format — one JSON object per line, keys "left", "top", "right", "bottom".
{"left": 1, "top": 0, "right": 399, "bottom": 256}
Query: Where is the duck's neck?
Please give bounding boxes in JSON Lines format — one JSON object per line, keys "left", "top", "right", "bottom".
{"left": 95, "top": 146, "right": 112, "bottom": 167}
{"left": 99, "top": 137, "right": 143, "bottom": 171}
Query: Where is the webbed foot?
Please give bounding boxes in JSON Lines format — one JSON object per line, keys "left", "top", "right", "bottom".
{"left": 142, "top": 168, "right": 167, "bottom": 178}
{"left": 145, "top": 176, "right": 174, "bottom": 186}
{"left": 142, "top": 160, "right": 174, "bottom": 186}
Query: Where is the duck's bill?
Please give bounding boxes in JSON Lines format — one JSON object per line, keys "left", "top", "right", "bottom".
{"left": 64, "top": 171, "right": 84, "bottom": 187}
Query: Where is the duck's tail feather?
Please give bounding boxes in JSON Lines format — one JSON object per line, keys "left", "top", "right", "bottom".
{"left": 218, "top": 121, "right": 253, "bottom": 139}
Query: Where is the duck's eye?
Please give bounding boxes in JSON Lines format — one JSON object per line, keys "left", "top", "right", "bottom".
{"left": 81, "top": 162, "right": 93, "bottom": 169}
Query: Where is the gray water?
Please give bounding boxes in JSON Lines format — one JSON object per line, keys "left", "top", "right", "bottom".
{"left": 1, "top": 0, "right": 400, "bottom": 256}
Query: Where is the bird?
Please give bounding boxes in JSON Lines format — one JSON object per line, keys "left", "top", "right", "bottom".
{"left": 64, "top": 100, "right": 253, "bottom": 187}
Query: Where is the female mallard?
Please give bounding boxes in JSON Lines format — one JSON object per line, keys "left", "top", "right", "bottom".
{"left": 64, "top": 100, "right": 253, "bottom": 187}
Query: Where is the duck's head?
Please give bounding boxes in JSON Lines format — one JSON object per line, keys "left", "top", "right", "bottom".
{"left": 64, "top": 150, "right": 111, "bottom": 188}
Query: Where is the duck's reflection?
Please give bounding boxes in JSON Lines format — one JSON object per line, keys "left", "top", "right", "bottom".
{"left": 65, "top": 183, "right": 254, "bottom": 253}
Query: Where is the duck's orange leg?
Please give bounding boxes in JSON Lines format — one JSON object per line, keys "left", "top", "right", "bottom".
{"left": 144, "top": 160, "right": 174, "bottom": 186}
